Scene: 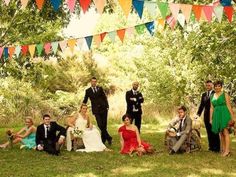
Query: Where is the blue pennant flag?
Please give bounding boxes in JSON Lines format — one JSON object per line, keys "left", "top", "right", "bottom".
{"left": 85, "top": 36, "right": 93, "bottom": 49}
{"left": 50, "top": 0, "right": 61, "bottom": 11}
{"left": 133, "top": 0, "right": 144, "bottom": 19}
{"left": 145, "top": 21, "right": 155, "bottom": 36}
{"left": 4, "top": 47, "right": 8, "bottom": 60}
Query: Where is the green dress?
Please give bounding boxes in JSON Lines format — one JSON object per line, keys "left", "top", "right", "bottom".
{"left": 21, "top": 128, "right": 36, "bottom": 149}
{"left": 211, "top": 92, "right": 231, "bottom": 134}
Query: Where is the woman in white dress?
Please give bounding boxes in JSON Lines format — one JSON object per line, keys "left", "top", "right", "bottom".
{"left": 67, "top": 104, "right": 110, "bottom": 152}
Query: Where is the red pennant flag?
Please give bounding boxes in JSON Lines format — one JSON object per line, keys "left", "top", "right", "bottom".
{"left": 44, "top": 43, "right": 51, "bottom": 55}
{"left": 8, "top": 47, "right": 15, "bottom": 59}
{"left": 0, "top": 47, "right": 3, "bottom": 59}
{"left": 36, "top": 0, "right": 45, "bottom": 10}
{"left": 79, "top": 0, "right": 91, "bottom": 13}
{"left": 100, "top": 32, "right": 107, "bottom": 42}
{"left": 203, "top": 6, "right": 213, "bottom": 23}
{"left": 21, "top": 45, "right": 28, "bottom": 56}
{"left": 117, "top": 29, "right": 126, "bottom": 43}
{"left": 224, "top": 6, "right": 234, "bottom": 23}
{"left": 192, "top": 5, "right": 202, "bottom": 21}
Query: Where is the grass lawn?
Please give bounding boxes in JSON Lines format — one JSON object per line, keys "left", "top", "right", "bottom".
{"left": 0, "top": 123, "right": 236, "bottom": 177}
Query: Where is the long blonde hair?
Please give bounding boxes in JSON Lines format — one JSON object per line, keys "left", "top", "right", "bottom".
{"left": 79, "top": 104, "right": 90, "bottom": 128}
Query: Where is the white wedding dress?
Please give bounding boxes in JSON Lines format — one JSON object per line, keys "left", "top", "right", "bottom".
{"left": 75, "top": 114, "right": 107, "bottom": 152}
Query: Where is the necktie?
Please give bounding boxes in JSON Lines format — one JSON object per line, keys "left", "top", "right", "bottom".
{"left": 207, "top": 91, "right": 210, "bottom": 97}
{"left": 45, "top": 126, "right": 49, "bottom": 138}
{"left": 179, "top": 119, "right": 183, "bottom": 132}
{"left": 93, "top": 87, "right": 97, "bottom": 93}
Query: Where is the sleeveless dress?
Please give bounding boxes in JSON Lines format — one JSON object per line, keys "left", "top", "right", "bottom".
{"left": 211, "top": 92, "right": 231, "bottom": 134}
{"left": 21, "top": 128, "right": 36, "bottom": 149}
{"left": 118, "top": 125, "right": 150, "bottom": 154}
{"left": 75, "top": 114, "right": 107, "bottom": 152}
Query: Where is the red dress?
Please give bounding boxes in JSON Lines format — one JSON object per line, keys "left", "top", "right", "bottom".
{"left": 118, "top": 125, "right": 151, "bottom": 154}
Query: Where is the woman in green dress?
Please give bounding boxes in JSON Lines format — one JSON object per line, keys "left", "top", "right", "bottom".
{"left": 210, "top": 81, "right": 235, "bottom": 157}
{"left": 0, "top": 117, "right": 36, "bottom": 149}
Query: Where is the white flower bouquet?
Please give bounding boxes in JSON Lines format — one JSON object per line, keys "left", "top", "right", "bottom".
{"left": 72, "top": 127, "right": 83, "bottom": 138}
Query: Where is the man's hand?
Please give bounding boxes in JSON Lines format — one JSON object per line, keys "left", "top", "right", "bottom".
{"left": 130, "top": 98, "right": 137, "bottom": 101}
{"left": 176, "top": 132, "right": 181, "bottom": 137}
{"left": 37, "top": 145, "right": 44, "bottom": 151}
{"left": 58, "top": 136, "right": 65, "bottom": 145}
{"left": 194, "top": 114, "right": 199, "bottom": 120}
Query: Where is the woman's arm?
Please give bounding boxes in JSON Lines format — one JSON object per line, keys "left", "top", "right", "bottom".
{"left": 17, "top": 126, "right": 35, "bottom": 139}
{"left": 67, "top": 117, "right": 76, "bottom": 128}
{"left": 119, "top": 132, "right": 124, "bottom": 151}
{"left": 225, "top": 93, "right": 234, "bottom": 119}
{"left": 135, "top": 126, "right": 142, "bottom": 146}
{"left": 210, "top": 102, "right": 214, "bottom": 124}
{"left": 16, "top": 127, "right": 26, "bottom": 136}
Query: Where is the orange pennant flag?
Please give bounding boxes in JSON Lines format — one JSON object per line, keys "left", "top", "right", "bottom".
{"left": 36, "top": 0, "right": 45, "bottom": 10}
{"left": 79, "top": 0, "right": 91, "bottom": 13}
{"left": 94, "top": 0, "right": 105, "bottom": 15}
{"left": 100, "top": 32, "right": 107, "bottom": 42}
{"left": 117, "top": 29, "right": 126, "bottom": 43}
{"left": 180, "top": 4, "right": 192, "bottom": 23}
{"left": 29, "top": 45, "right": 36, "bottom": 58}
{"left": 21, "top": 0, "right": 29, "bottom": 9}
{"left": 67, "top": 39, "right": 77, "bottom": 52}
{"left": 192, "top": 5, "right": 202, "bottom": 22}
{"left": 157, "top": 18, "right": 165, "bottom": 32}
{"left": 118, "top": 0, "right": 132, "bottom": 17}
{"left": 224, "top": 6, "right": 234, "bottom": 23}
{"left": 93, "top": 34, "right": 101, "bottom": 47}
{"left": 169, "top": 3, "right": 180, "bottom": 20}
{"left": 8, "top": 47, "right": 15, "bottom": 59}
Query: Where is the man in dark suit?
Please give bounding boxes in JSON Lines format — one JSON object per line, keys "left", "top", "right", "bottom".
{"left": 83, "top": 77, "right": 112, "bottom": 145}
{"left": 36, "top": 114, "right": 66, "bottom": 155}
{"left": 126, "top": 81, "right": 144, "bottom": 132}
{"left": 168, "top": 106, "right": 192, "bottom": 154}
{"left": 195, "top": 80, "right": 220, "bottom": 152}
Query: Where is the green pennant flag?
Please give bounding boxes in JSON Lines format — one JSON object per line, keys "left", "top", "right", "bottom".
{"left": 135, "top": 24, "right": 146, "bottom": 34}
{"left": 157, "top": 2, "right": 168, "bottom": 19}
{"left": 36, "top": 44, "right": 43, "bottom": 56}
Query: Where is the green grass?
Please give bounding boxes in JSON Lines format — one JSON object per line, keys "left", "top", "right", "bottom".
{"left": 0, "top": 123, "right": 236, "bottom": 177}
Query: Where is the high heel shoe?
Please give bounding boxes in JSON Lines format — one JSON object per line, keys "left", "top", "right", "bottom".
{"left": 222, "top": 152, "right": 231, "bottom": 157}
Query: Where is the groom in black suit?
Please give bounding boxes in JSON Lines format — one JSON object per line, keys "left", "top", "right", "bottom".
{"left": 196, "top": 80, "right": 220, "bottom": 152}
{"left": 83, "top": 77, "right": 112, "bottom": 145}
{"left": 126, "top": 81, "right": 144, "bottom": 132}
{"left": 36, "top": 114, "right": 66, "bottom": 155}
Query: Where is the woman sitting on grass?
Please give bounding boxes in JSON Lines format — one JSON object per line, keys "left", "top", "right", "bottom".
{"left": 118, "top": 114, "right": 154, "bottom": 156}
{"left": 0, "top": 117, "right": 36, "bottom": 149}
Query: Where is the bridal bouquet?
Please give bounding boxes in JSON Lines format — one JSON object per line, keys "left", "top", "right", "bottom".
{"left": 6, "top": 130, "right": 14, "bottom": 148}
{"left": 72, "top": 127, "right": 83, "bottom": 138}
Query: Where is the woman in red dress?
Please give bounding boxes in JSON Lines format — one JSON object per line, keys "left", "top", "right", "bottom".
{"left": 118, "top": 114, "right": 153, "bottom": 156}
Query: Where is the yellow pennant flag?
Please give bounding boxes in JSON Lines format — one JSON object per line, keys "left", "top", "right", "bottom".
{"left": 29, "top": 45, "right": 36, "bottom": 58}
{"left": 118, "top": 0, "right": 132, "bottom": 17}
{"left": 157, "top": 18, "right": 165, "bottom": 32}
{"left": 93, "top": 34, "right": 101, "bottom": 47}
{"left": 67, "top": 39, "right": 77, "bottom": 52}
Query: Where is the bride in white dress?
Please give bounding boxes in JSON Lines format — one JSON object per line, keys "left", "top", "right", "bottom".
{"left": 74, "top": 104, "right": 109, "bottom": 152}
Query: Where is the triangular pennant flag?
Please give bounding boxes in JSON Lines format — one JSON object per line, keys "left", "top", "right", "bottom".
{"left": 51, "top": 42, "right": 59, "bottom": 54}
{"left": 177, "top": 14, "right": 185, "bottom": 28}
{"left": 36, "top": 44, "right": 43, "bottom": 56}
{"left": 77, "top": 38, "right": 84, "bottom": 49}
{"left": 145, "top": 21, "right": 155, "bottom": 36}
{"left": 100, "top": 32, "right": 107, "bottom": 42}
{"left": 21, "top": 45, "right": 28, "bottom": 56}
{"left": 135, "top": 24, "right": 145, "bottom": 34}
{"left": 203, "top": 5, "right": 213, "bottom": 23}
{"left": 94, "top": 0, "right": 105, "bottom": 15}
{"left": 44, "top": 43, "right": 51, "bottom": 55}
{"left": 67, "top": 0, "right": 76, "bottom": 13}
{"left": 157, "top": 2, "right": 168, "bottom": 19}
{"left": 85, "top": 36, "right": 93, "bottom": 49}
{"left": 108, "top": 31, "right": 116, "bottom": 43}
{"left": 180, "top": 4, "right": 192, "bottom": 23}
{"left": 59, "top": 40, "right": 67, "bottom": 51}
{"left": 28, "top": 45, "right": 36, "bottom": 58}
{"left": 133, "top": 0, "right": 144, "bottom": 19}
{"left": 145, "top": 1, "right": 157, "bottom": 18}
{"left": 214, "top": 5, "right": 224, "bottom": 23}
{"left": 157, "top": 18, "right": 165, "bottom": 32}
{"left": 20, "top": 0, "right": 29, "bottom": 9}
{"left": 126, "top": 27, "right": 135, "bottom": 37}
{"left": 8, "top": 47, "right": 15, "bottom": 59}
{"left": 4, "top": 0, "right": 10, "bottom": 6}
{"left": 166, "top": 15, "right": 176, "bottom": 30}
{"left": 118, "top": 0, "right": 132, "bottom": 17}
{"left": 36, "top": 0, "right": 45, "bottom": 10}
{"left": 50, "top": 0, "right": 61, "bottom": 11}
{"left": 93, "top": 35, "right": 101, "bottom": 47}
{"left": 192, "top": 5, "right": 202, "bottom": 22}
{"left": 224, "top": 6, "right": 234, "bottom": 23}
{"left": 79, "top": 0, "right": 91, "bottom": 13}
{"left": 169, "top": 3, "right": 180, "bottom": 20}
{"left": 0, "top": 47, "right": 4, "bottom": 59}
{"left": 117, "top": 29, "right": 126, "bottom": 43}
{"left": 67, "top": 39, "right": 76, "bottom": 52}
{"left": 15, "top": 46, "right": 21, "bottom": 58}
{"left": 4, "top": 48, "right": 8, "bottom": 61}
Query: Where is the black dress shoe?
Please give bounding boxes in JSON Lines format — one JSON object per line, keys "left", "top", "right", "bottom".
{"left": 169, "top": 149, "right": 175, "bottom": 155}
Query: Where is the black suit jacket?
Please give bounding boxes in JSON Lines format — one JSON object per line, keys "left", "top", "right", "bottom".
{"left": 83, "top": 86, "right": 109, "bottom": 114}
{"left": 126, "top": 90, "right": 144, "bottom": 114}
{"left": 197, "top": 90, "right": 215, "bottom": 121}
{"left": 36, "top": 121, "right": 66, "bottom": 146}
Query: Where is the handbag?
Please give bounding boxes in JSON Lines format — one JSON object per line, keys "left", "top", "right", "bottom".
{"left": 228, "top": 119, "right": 235, "bottom": 127}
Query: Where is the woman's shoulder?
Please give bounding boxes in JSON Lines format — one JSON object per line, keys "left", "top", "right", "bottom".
{"left": 118, "top": 125, "right": 126, "bottom": 132}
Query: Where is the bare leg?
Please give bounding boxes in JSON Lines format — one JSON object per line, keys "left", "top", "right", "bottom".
{"left": 222, "top": 129, "right": 230, "bottom": 157}
{"left": 0, "top": 137, "right": 22, "bottom": 148}
{"left": 219, "top": 132, "right": 225, "bottom": 154}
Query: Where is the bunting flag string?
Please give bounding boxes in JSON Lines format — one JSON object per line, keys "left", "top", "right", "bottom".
{"left": 0, "top": 21, "right": 157, "bottom": 61}
{"left": 1, "top": 0, "right": 235, "bottom": 24}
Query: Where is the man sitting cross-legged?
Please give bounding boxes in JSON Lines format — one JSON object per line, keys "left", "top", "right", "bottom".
{"left": 167, "top": 106, "right": 192, "bottom": 155}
